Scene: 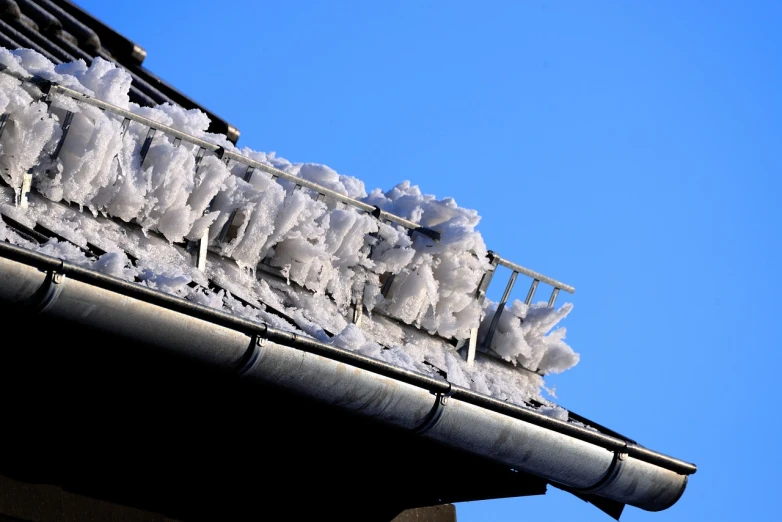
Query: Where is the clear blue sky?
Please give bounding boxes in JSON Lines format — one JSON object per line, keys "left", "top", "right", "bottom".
{"left": 74, "top": 1, "right": 780, "bottom": 520}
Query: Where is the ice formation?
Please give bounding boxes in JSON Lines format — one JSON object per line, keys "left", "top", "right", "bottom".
{"left": 0, "top": 47, "right": 579, "bottom": 410}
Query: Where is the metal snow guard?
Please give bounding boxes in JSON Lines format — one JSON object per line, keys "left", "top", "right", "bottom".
{"left": 0, "top": 66, "right": 576, "bottom": 365}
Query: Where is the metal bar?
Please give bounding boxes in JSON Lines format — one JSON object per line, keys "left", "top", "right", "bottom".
{"left": 196, "top": 229, "right": 209, "bottom": 272}
{"left": 483, "top": 271, "right": 518, "bottom": 351}
{"left": 43, "top": 84, "right": 221, "bottom": 151}
{"left": 490, "top": 251, "right": 575, "bottom": 294}
{"left": 139, "top": 127, "right": 156, "bottom": 166}
{"left": 46, "top": 79, "right": 427, "bottom": 230}
{"left": 0, "top": 114, "right": 9, "bottom": 141}
{"left": 24, "top": 80, "right": 444, "bottom": 238}
{"left": 120, "top": 117, "right": 131, "bottom": 134}
{"left": 0, "top": 70, "right": 578, "bottom": 296}
{"left": 50, "top": 110, "right": 74, "bottom": 160}
{"left": 525, "top": 279, "right": 539, "bottom": 305}
{"left": 499, "top": 271, "right": 518, "bottom": 306}
{"left": 466, "top": 327, "right": 479, "bottom": 365}
{"left": 548, "top": 287, "right": 560, "bottom": 308}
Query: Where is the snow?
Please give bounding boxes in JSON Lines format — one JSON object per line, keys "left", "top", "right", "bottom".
{"left": 0, "top": 47, "right": 579, "bottom": 414}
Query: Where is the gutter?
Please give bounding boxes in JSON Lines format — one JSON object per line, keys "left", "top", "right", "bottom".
{"left": 0, "top": 240, "right": 696, "bottom": 513}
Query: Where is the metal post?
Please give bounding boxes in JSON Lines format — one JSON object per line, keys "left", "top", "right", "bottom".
{"left": 352, "top": 286, "right": 364, "bottom": 327}
{"left": 218, "top": 165, "right": 256, "bottom": 244}
{"left": 482, "top": 271, "right": 518, "bottom": 352}
{"left": 380, "top": 272, "right": 395, "bottom": 297}
{"left": 548, "top": 287, "right": 560, "bottom": 308}
{"left": 475, "top": 253, "right": 500, "bottom": 302}
{"left": 16, "top": 173, "right": 32, "bottom": 209}
{"left": 456, "top": 253, "right": 499, "bottom": 364}
{"left": 243, "top": 166, "right": 255, "bottom": 182}
{"left": 525, "top": 279, "right": 539, "bottom": 305}
{"left": 50, "top": 111, "right": 74, "bottom": 160}
{"left": 0, "top": 114, "right": 9, "bottom": 141}
{"left": 187, "top": 147, "right": 209, "bottom": 270}
{"left": 139, "top": 128, "right": 156, "bottom": 166}
{"left": 196, "top": 230, "right": 209, "bottom": 272}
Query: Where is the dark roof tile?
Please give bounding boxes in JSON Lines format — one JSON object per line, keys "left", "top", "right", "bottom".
{"left": 0, "top": 0, "right": 240, "bottom": 143}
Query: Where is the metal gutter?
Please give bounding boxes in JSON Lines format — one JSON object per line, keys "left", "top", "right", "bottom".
{"left": 0, "top": 241, "right": 695, "bottom": 514}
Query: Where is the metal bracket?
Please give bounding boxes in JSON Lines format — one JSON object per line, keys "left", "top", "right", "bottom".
{"left": 215, "top": 146, "right": 231, "bottom": 165}
{"left": 24, "top": 267, "right": 66, "bottom": 313}
{"left": 571, "top": 449, "right": 628, "bottom": 497}
{"left": 16, "top": 173, "right": 32, "bottom": 209}
{"left": 196, "top": 229, "right": 209, "bottom": 272}
{"left": 236, "top": 334, "right": 264, "bottom": 376}
{"left": 352, "top": 285, "right": 364, "bottom": 326}
{"left": 413, "top": 384, "right": 454, "bottom": 435}
{"left": 465, "top": 327, "right": 478, "bottom": 365}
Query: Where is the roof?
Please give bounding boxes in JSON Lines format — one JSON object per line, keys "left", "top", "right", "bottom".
{"left": 0, "top": 0, "right": 240, "bottom": 142}
{"left": 0, "top": 4, "right": 697, "bottom": 520}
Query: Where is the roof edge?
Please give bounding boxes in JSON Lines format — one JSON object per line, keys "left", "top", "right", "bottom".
{"left": 0, "top": 241, "right": 696, "bottom": 513}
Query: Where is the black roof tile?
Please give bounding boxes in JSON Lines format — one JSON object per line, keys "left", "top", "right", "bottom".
{"left": 0, "top": 0, "right": 240, "bottom": 143}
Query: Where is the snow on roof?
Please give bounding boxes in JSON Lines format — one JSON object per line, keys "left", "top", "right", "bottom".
{"left": 0, "top": 47, "right": 578, "bottom": 415}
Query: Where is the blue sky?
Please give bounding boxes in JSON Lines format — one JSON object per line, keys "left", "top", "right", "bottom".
{"left": 73, "top": 1, "right": 780, "bottom": 520}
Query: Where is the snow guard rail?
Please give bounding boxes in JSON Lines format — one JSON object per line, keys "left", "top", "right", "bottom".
{"left": 0, "top": 66, "right": 574, "bottom": 367}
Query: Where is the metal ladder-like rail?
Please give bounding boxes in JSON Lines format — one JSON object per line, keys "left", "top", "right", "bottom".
{"left": 0, "top": 67, "right": 575, "bottom": 369}
{"left": 457, "top": 251, "right": 575, "bottom": 369}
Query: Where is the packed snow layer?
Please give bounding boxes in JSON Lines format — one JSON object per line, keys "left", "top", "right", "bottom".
{"left": 0, "top": 48, "right": 579, "bottom": 407}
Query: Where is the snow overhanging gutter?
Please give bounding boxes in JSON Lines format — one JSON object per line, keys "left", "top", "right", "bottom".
{"left": 0, "top": 241, "right": 696, "bottom": 514}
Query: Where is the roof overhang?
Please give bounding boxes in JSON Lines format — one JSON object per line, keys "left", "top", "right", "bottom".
{"left": 0, "top": 241, "right": 695, "bottom": 519}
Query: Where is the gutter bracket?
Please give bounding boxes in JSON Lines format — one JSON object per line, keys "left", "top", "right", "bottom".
{"left": 571, "top": 449, "right": 628, "bottom": 496}
{"left": 413, "top": 383, "right": 454, "bottom": 436}
{"left": 236, "top": 334, "right": 264, "bottom": 376}
{"left": 552, "top": 450, "right": 629, "bottom": 520}
{"left": 24, "top": 265, "right": 66, "bottom": 313}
